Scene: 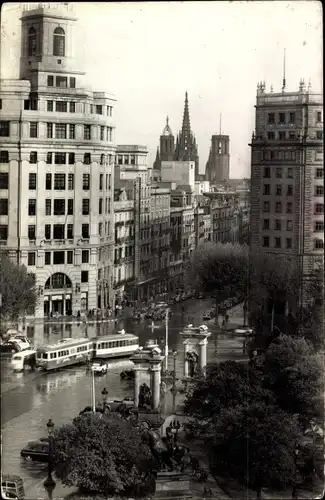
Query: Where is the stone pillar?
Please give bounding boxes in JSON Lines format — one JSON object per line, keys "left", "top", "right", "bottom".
{"left": 151, "top": 367, "right": 161, "bottom": 410}
{"left": 134, "top": 368, "right": 140, "bottom": 408}
{"left": 183, "top": 341, "right": 190, "bottom": 378}
{"left": 198, "top": 338, "right": 207, "bottom": 372}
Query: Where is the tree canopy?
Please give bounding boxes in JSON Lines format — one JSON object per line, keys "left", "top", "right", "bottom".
{"left": 184, "top": 360, "right": 274, "bottom": 419}
{"left": 185, "top": 243, "right": 248, "bottom": 298}
{"left": 0, "top": 254, "right": 37, "bottom": 321}
{"left": 211, "top": 402, "right": 302, "bottom": 497}
{"left": 51, "top": 413, "right": 156, "bottom": 497}
{"left": 262, "top": 334, "right": 324, "bottom": 427}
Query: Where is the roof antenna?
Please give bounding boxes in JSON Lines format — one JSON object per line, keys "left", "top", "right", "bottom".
{"left": 282, "top": 48, "right": 286, "bottom": 91}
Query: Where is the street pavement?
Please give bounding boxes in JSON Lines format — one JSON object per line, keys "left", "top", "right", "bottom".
{"left": 1, "top": 297, "right": 247, "bottom": 499}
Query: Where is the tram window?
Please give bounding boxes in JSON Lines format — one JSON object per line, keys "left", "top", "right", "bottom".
{"left": 43, "top": 353, "right": 48, "bottom": 359}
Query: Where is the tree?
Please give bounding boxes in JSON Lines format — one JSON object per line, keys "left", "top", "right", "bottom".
{"left": 0, "top": 254, "right": 37, "bottom": 321}
{"left": 210, "top": 402, "right": 302, "bottom": 499}
{"left": 262, "top": 334, "right": 324, "bottom": 429}
{"left": 184, "top": 360, "right": 274, "bottom": 420}
{"left": 51, "top": 413, "right": 156, "bottom": 497}
{"left": 185, "top": 243, "right": 248, "bottom": 299}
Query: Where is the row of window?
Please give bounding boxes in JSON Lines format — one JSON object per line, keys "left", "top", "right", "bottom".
{"left": 24, "top": 221, "right": 111, "bottom": 241}
{"left": 0, "top": 150, "right": 114, "bottom": 166}
{"left": 96, "top": 339, "right": 138, "bottom": 349}
{"left": 263, "top": 166, "right": 324, "bottom": 179}
{"left": 267, "top": 111, "right": 322, "bottom": 125}
{"left": 262, "top": 150, "right": 297, "bottom": 161}
{"left": 47, "top": 123, "right": 113, "bottom": 142}
{"left": 117, "top": 155, "right": 136, "bottom": 165}
{"left": 45, "top": 100, "right": 113, "bottom": 117}
{"left": 263, "top": 184, "right": 323, "bottom": 197}
{"left": 263, "top": 219, "right": 324, "bottom": 232}
{"left": 262, "top": 236, "right": 324, "bottom": 250}
{"left": 27, "top": 250, "right": 90, "bottom": 267}
{"left": 28, "top": 26, "right": 66, "bottom": 57}
{"left": 263, "top": 201, "right": 324, "bottom": 214}
{"left": 264, "top": 131, "right": 323, "bottom": 141}
{"left": 47, "top": 75, "right": 75, "bottom": 89}
{"left": 0, "top": 121, "right": 114, "bottom": 142}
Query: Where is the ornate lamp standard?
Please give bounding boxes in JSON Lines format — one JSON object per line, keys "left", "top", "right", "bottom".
{"left": 44, "top": 418, "right": 56, "bottom": 492}
{"left": 101, "top": 387, "right": 109, "bottom": 412}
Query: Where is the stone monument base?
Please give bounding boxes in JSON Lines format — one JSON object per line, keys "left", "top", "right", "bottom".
{"left": 155, "top": 471, "right": 191, "bottom": 498}
{"left": 132, "top": 408, "right": 165, "bottom": 430}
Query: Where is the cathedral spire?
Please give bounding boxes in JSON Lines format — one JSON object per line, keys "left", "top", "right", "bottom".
{"left": 181, "top": 91, "right": 191, "bottom": 135}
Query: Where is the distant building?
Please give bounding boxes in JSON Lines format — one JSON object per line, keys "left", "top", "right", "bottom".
{"left": 154, "top": 92, "right": 201, "bottom": 180}
{"left": 249, "top": 80, "right": 324, "bottom": 306}
{"left": 205, "top": 135, "right": 230, "bottom": 184}
{"left": 161, "top": 160, "right": 195, "bottom": 191}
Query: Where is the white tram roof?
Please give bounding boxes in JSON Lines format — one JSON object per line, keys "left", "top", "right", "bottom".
{"left": 37, "top": 338, "right": 92, "bottom": 351}
{"left": 93, "top": 333, "right": 138, "bottom": 342}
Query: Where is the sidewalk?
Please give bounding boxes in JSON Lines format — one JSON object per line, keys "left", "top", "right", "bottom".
{"left": 177, "top": 433, "right": 231, "bottom": 500}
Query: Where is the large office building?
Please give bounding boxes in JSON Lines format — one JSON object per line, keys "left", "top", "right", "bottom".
{"left": 250, "top": 80, "right": 324, "bottom": 305}
{"left": 0, "top": 5, "right": 116, "bottom": 318}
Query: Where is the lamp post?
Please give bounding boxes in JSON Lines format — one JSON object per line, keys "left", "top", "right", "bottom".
{"left": 101, "top": 387, "right": 108, "bottom": 412}
{"left": 171, "top": 349, "right": 178, "bottom": 412}
{"left": 44, "top": 418, "right": 56, "bottom": 491}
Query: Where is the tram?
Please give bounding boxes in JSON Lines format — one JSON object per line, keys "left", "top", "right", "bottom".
{"left": 36, "top": 338, "right": 93, "bottom": 371}
{"left": 93, "top": 333, "right": 139, "bottom": 359}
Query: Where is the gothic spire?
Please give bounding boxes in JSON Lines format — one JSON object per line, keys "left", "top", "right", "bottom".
{"left": 181, "top": 91, "right": 191, "bottom": 135}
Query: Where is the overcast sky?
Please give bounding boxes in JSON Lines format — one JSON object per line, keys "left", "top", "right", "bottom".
{"left": 1, "top": 1, "right": 322, "bottom": 177}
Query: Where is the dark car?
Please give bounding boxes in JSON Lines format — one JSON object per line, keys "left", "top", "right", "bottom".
{"left": 20, "top": 440, "right": 49, "bottom": 462}
{"left": 0, "top": 342, "right": 21, "bottom": 357}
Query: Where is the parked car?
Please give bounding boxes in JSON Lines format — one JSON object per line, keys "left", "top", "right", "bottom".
{"left": 1, "top": 474, "right": 25, "bottom": 500}
{"left": 233, "top": 327, "right": 253, "bottom": 336}
{"left": 20, "top": 440, "right": 49, "bottom": 462}
{"left": 0, "top": 342, "right": 22, "bottom": 358}
{"left": 91, "top": 362, "right": 108, "bottom": 375}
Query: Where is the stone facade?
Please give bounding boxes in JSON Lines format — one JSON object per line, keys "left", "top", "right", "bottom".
{"left": 249, "top": 81, "right": 324, "bottom": 305}
{"left": 205, "top": 134, "right": 230, "bottom": 184}
{"left": 0, "top": 5, "right": 116, "bottom": 318}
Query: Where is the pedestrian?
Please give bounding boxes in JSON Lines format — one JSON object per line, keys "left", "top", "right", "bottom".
{"left": 225, "top": 313, "right": 229, "bottom": 325}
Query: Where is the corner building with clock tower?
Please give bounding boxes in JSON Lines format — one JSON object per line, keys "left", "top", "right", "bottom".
{"left": 0, "top": 4, "right": 116, "bottom": 318}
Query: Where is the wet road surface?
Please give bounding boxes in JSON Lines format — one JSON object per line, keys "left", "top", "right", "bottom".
{"left": 1, "top": 298, "right": 245, "bottom": 498}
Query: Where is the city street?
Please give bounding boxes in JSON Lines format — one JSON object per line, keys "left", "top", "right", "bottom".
{"left": 1, "top": 298, "right": 246, "bottom": 498}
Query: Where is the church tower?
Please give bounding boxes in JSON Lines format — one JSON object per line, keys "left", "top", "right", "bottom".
{"left": 174, "top": 92, "right": 200, "bottom": 179}
{"left": 160, "top": 116, "right": 175, "bottom": 162}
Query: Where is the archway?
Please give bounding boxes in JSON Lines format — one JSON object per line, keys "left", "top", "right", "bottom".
{"left": 44, "top": 273, "right": 72, "bottom": 317}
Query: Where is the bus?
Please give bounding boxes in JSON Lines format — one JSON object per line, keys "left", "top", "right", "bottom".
{"left": 36, "top": 338, "right": 93, "bottom": 371}
{"left": 93, "top": 333, "right": 139, "bottom": 359}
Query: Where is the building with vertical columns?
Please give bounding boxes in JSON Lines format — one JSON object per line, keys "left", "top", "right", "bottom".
{"left": 0, "top": 5, "right": 116, "bottom": 318}
{"left": 205, "top": 134, "right": 230, "bottom": 185}
{"left": 249, "top": 80, "right": 324, "bottom": 306}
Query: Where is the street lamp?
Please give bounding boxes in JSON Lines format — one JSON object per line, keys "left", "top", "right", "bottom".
{"left": 44, "top": 418, "right": 56, "bottom": 490}
{"left": 101, "top": 387, "right": 108, "bottom": 411}
{"left": 171, "top": 350, "right": 178, "bottom": 412}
